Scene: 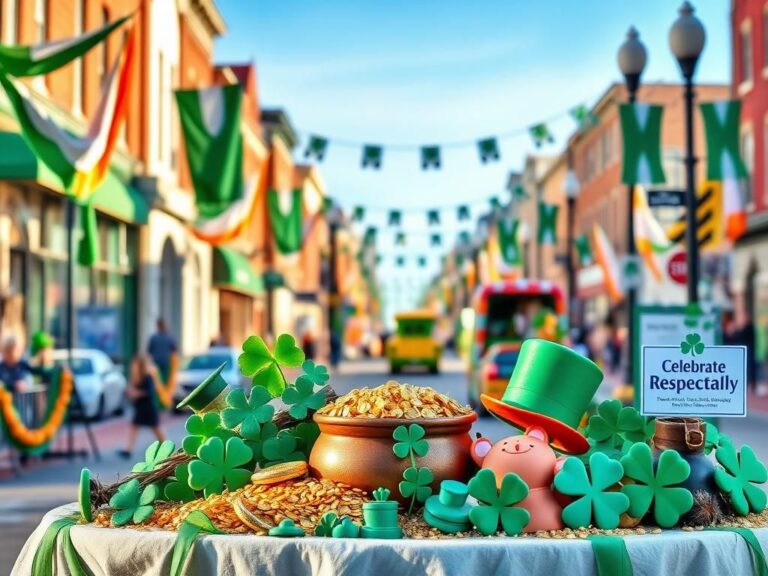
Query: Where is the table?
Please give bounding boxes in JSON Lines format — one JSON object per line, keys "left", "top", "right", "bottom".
{"left": 12, "top": 504, "right": 768, "bottom": 576}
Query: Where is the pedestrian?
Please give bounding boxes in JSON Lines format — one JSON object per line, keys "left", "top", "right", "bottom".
{"left": 0, "top": 335, "right": 38, "bottom": 393}
{"left": 119, "top": 354, "right": 164, "bottom": 459}
{"left": 147, "top": 318, "right": 177, "bottom": 386}
{"left": 30, "top": 331, "right": 56, "bottom": 385}
{"left": 302, "top": 329, "right": 316, "bottom": 360}
{"left": 571, "top": 327, "right": 593, "bottom": 360}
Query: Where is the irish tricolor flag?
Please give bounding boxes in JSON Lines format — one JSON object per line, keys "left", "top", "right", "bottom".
{"left": 634, "top": 187, "right": 671, "bottom": 282}
{"left": 592, "top": 224, "right": 623, "bottom": 303}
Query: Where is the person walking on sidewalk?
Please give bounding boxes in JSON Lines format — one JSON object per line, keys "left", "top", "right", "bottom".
{"left": 146, "top": 318, "right": 177, "bottom": 386}
{"left": 119, "top": 354, "right": 165, "bottom": 459}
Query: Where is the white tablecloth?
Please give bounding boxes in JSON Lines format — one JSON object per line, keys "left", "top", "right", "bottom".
{"left": 12, "top": 504, "right": 768, "bottom": 576}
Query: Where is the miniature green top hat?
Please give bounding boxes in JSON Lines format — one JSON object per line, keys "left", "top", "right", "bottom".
{"left": 481, "top": 339, "right": 603, "bottom": 454}
{"left": 424, "top": 480, "right": 472, "bottom": 533}
{"left": 30, "top": 331, "right": 54, "bottom": 356}
{"left": 176, "top": 363, "right": 230, "bottom": 412}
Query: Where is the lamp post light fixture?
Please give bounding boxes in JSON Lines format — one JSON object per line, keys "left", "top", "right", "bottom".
{"left": 617, "top": 26, "right": 647, "bottom": 393}
{"left": 563, "top": 155, "right": 580, "bottom": 327}
{"left": 669, "top": 1, "right": 706, "bottom": 304}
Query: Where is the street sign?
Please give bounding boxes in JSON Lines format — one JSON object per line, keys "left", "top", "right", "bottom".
{"left": 667, "top": 251, "right": 687, "bottom": 285}
{"left": 647, "top": 189, "right": 686, "bottom": 207}
{"left": 620, "top": 255, "right": 642, "bottom": 291}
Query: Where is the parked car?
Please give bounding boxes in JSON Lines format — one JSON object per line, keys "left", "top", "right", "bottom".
{"left": 52, "top": 349, "right": 127, "bottom": 420}
{"left": 386, "top": 310, "right": 442, "bottom": 374}
{"left": 173, "top": 347, "right": 249, "bottom": 408}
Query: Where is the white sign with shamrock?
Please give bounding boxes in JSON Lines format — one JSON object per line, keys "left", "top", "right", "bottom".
{"left": 640, "top": 334, "right": 747, "bottom": 417}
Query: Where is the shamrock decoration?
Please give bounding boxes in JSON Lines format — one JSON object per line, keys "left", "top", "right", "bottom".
{"left": 315, "top": 511, "right": 340, "bottom": 537}
{"left": 188, "top": 437, "right": 253, "bottom": 497}
{"left": 243, "top": 421, "right": 279, "bottom": 465}
{"left": 289, "top": 421, "right": 320, "bottom": 458}
{"left": 714, "top": 443, "right": 768, "bottom": 515}
{"left": 132, "top": 440, "right": 176, "bottom": 473}
{"left": 620, "top": 443, "right": 693, "bottom": 528}
{"left": 221, "top": 387, "right": 275, "bottom": 439}
{"left": 399, "top": 467, "right": 434, "bottom": 513}
{"left": 392, "top": 424, "right": 429, "bottom": 459}
{"left": 182, "top": 412, "right": 234, "bottom": 456}
{"left": 238, "top": 334, "right": 305, "bottom": 397}
{"left": 680, "top": 333, "right": 705, "bottom": 357}
{"left": 109, "top": 479, "right": 160, "bottom": 527}
{"left": 467, "top": 469, "right": 530, "bottom": 536}
{"left": 164, "top": 462, "right": 198, "bottom": 503}
{"left": 301, "top": 360, "right": 329, "bottom": 386}
{"left": 587, "top": 400, "right": 646, "bottom": 448}
{"left": 281, "top": 375, "right": 326, "bottom": 420}
{"left": 261, "top": 433, "right": 306, "bottom": 467}
{"left": 704, "top": 422, "right": 732, "bottom": 455}
{"left": 553, "top": 453, "right": 629, "bottom": 529}
{"left": 372, "top": 487, "right": 391, "bottom": 502}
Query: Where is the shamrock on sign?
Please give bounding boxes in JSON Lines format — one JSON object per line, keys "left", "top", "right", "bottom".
{"left": 261, "top": 433, "right": 306, "bottom": 468}
{"left": 221, "top": 387, "right": 275, "bottom": 439}
{"left": 132, "top": 440, "right": 176, "bottom": 473}
{"left": 109, "top": 479, "right": 160, "bottom": 527}
{"left": 301, "top": 360, "right": 329, "bottom": 386}
{"left": 680, "top": 333, "right": 705, "bottom": 357}
{"left": 281, "top": 376, "right": 326, "bottom": 420}
{"left": 315, "top": 511, "right": 341, "bottom": 537}
{"left": 714, "top": 443, "right": 768, "bottom": 515}
{"left": 399, "top": 466, "right": 433, "bottom": 513}
{"left": 182, "top": 412, "right": 234, "bottom": 456}
{"left": 468, "top": 468, "right": 530, "bottom": 536}
{"left": 392, "top": 424, "right": 429, "bottom": 459}
{"left": 238, "top": 334, "right": 305, "bottom": 397}
{"left": 587, "top": 400, "right": 646, "bottom": 448}
{"left": 553, "top": 453, "right": 629, "bottom": 529}
{"left": 188, "top": 437, "right": 253, "bottom": 497}
{"left": 620, "top": 443, "right": 693, "bottom": 528}
{"left": 164, "top": 462, "right": 198, "bottom": 503}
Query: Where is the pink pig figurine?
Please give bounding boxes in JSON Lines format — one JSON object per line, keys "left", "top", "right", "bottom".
{"left": 470, "top": 426, "right": 564, "bottom": 533}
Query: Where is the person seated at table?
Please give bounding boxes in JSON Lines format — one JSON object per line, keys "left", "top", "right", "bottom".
{"left": 0, "top": 335, "right": 39, "bottom": 394}
{"left": 119, "top": 354, "right": 165, "bottom": 459}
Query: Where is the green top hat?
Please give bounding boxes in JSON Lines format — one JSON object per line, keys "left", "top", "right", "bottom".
{"left": 424, "top": 480, "right": 472, "bottom": 533}
{"left": 31, "top": 331, "right": 54, "bottom": 356}
{"left": 481, "top": 339, "right": 603, "bottom": 454}
{"left": 176, "top": 363, "right": 230, "bottom": 413}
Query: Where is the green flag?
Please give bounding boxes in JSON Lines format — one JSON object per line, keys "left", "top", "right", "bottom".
{"left": 700, "top": 100, "right": 748, "bottom": 180}
{"left": 430, "top": 233, "right": 442, "bottom": 247}
{"left": 458, "top": 231, "right": 471, "bottom": 245}
{"left": 477, "top": 137, "right": 500, "bottom": 163}
{"left": 176, "top": 84, "right": 244, "bottom": 219}
{"left": 574, "top": 234, "right": 593, "bottom": 266}
{"left": 388, "top": 210, "right": 402, "bottom": 226}
{"left": 512, "top": 184, "right": 529, "bottom": 201}
{"left": 364, "top": 226, "right": 377, "bottom": 244}
{"left": 361, "top": 145, "right": 382, "bottom": 169}
{"left": 457, "top": 205, "right": 471, "bottom": 221}
{"left": 0, "top": 15, "right": 130, "bottom": 77}
{"left": 619, "top": 103, "right": 666, "bottom": 185}
{"left": 497, "top": 219, "right": 521, "bottom": 265}
{"left": 304, "top": 135, "right": 328, "bottom": 160}
{"left": 529, "top": 123, "right": 554, "bottom": 147}
{"left": 395, "top": 231, "right": 406, "bottom": 246}
{"left": 267, "top": 189, "right": 303, "bottom": 254}
{"left": 396, "top": 256, "right": 405, "bottom": 267}
{"left": 427, "top": 210, "right": 440, "bottom": 225}
{"left": 489, "top": 197, "right": 502, "bottom": 212}
{"left": 352, "top": 206, "right": 365, "bottom": 222}
{"left": 418, "top": 256, "right": 427, "bottom": 268}
{"left": 537, "top": 202, "right": 558, "bottom": 245}
{"left": 570, "top": 103, "right": 597, "bottom": 131}
{"left": 421, "top": 146, "right": 441, "bottom": 170}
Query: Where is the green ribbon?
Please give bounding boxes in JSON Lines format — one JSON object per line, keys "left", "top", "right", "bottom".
{"left": 31, "top": 515, "right": 78, "bottom": 576}
{"left": 708, "top": 528, "right": 768, "bottom": 576}
{"left": 61, "top": 525, "right": 87, "bottom": 576}
{"left": 170, "top": 511, "right": 224, "bottom": 576}
{"left": 588, "top": 535, "right": 633, "bottom": 576}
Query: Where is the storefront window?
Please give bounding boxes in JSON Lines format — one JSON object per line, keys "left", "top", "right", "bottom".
{"left": 41, "top": 197, "right": 67, "bottom": 254}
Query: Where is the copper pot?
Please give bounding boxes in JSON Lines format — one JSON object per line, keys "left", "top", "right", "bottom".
{"left": 310, "top": 413, "right": 478, "bottom": 505}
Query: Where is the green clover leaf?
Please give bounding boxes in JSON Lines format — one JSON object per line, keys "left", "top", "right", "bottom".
{"left": 399, "top": 466, "right": 433, "bottom": 510}
{"left": 302, "top": 360, "right": 330, "bottom": 385}
{"left": 680, "top": 333, "right": 705, "bottom": 357}
{"left": 132, "top": 440, "right": 176, "bottom": 473}
{"left": 289, "top": 422, "right": 321, "bottom": 458}
{"left": 587, "top": 400, "right": 645, "bottom": 448}
{"left": 554, "top": 453, "right": 629, "bottom": 529}
{"left": 714, "top": 443, "right": 768, "bottom": 515}
{"left": 281, "top": 376, "right": 326, "bottom": 420}
{"left": 314, "top": 511, "right": 341, "bottom": 537}
{"left": 182, "top": 412, "right": 234, "bottom": 456}
{"left": 221, "top": 387, "right": 275, "bottom": 439}
{"left": 273, "top": 334, "right": 305, "bottom": 366}
{"left": 244, "top": 421, "right": 278, "bottom": 465}
{"left": 261, "top": 433, "right": 306, "bottom": 468}
{"left": 372, "top": 487, "right": 391, "bottom": 502}
{"left": 468, "top": 468, "right": 530, "bottom": 536}
{"left": 392, "top": 424, "right": 429, "bottom": 459}
{"left": 164, "top": 462, "right": 198, "bottom": 503}
{"left": 188, "top": 437, "right": 253, "bottom": 498}
{"left": 109, "top": 479, "right": 160, "bottom": 526}
{"left": 238, "top": 335, "right": 287, "bottom": 397}
{"left": 620, "top": 443, "right": 693, "bottom": 528}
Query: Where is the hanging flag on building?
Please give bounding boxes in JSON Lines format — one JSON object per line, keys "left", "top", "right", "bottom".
{"left": 489, "top": 197, "right": 502, "bottom": 212}
{"left": 570, "top": 103, "right": 597, "bottom": 131}
{"left": 457, "top": 205, "right": 471, "bottom": 221}
{"left": 421, "top": 146, "right": 441, "bottom": 170}
{"left": 619, "top": 103, "right": 666, "bottom": 185}
{"left": 396, "top": 256, "right": 406, "bottom": 267}
{"left": 699, "top": 100, "right": 749, "bottom": 240}
{"left": 512, "top": 184, "right": 529, "bottom": 202}
{"left": 352, "top": 206, "right": 365, "bottom": 222}
{"left": 574, "top": 234, "right": 593, "bottom": 267}
{"left": 477, "top": 137, "right": 500, "bottom": 163}
{"left": 634, "top": 187, "right": 671, "bottom": 282}
{"left": 427, "top": 210, "right": 440, "bottom": 225}
{"left": 529, "top": 123, "right": 554, "bottom": 147}
{"left": 364, "top": 226, "right": 377, "bottom": 244}
{"left": 388, "top": 210, "right": 402, "bottom": 226}
{"left": 361, "top": 144, "right": 383, "bottom": 169}
{"left": 430, "top": 233, "right": 442, "bottom": 247}
{"left": 458, "top": 231, "right": 471, "bottom": 245}
{"left": 418, "top": 256, "right": 427, "bottom": 268}
{"left": 591, "top": 224, "right": 623, "bottom": 303}
{"left": 496, "top": 219, "right": 522, "bottom": 265}
{"left": 304, "top": 135, "right": 328, "bottom": 160}
{"left": 267, "top": 190, "right": 303, "bottom": 254}
{"left": 395, "top": 231, "right": 406, "bottom": 246}
{"left": 537, "top": 202, "right": 558, "bottom": 245}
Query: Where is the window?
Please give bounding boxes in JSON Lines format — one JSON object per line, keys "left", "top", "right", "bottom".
{"left": 3, "top": 0, "right": 19, "bottom": 44}
{"left": 34, "top": 0, "right": 47, "bottom": 43}
{"left": 741, "top": 127, "right": 755, "bottom": 207}
{"left": 158, "top": 51, "right": 165, "bottom": 163}
{"left": 72, "top": 0, "right": 84, "bottom": 114}
{"left": 741, "top": 21, "right": 753, "bottom": 87}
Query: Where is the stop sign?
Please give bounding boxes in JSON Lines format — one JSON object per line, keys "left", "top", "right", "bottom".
{"left": 667, "top": 252, "right": 687, "bottom": 284}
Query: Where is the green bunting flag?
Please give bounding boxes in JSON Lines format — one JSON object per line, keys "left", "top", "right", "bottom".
{"left": 418, "top": 256, "right": 427, "bottom": 268}
{"left": 699, "top": 100, "right": 748, "bottom": 180}
{"left": 267, "top": 189, "right": 303, "bottom": 254}
{"left": 388, "top": 210, "right": 402, "bottom": 226}
{"left": 0, "top": 15, "right": 131, "bottom": 77}
{"left": 512, "top": 184, "right": 529, "bottom": 201}
{"left": 421, "top": 146, "right": 441, "bottom": 170}
{"left": 427, "top": 210, "right": 440, "bottom": 225}
{"left": 430, "top": 233, "right": 442, "bottom": 247}
{"left": 537, "top": 202, "right": 559, "bottom": 245}
{"left": 304, "top": 135, "right": 328, "bottom": 161}
{"left": 457, "top": 205, "right": 471, "bottom": 221}
{"left": 364, "top": 226, "right": 377, "bottom": 244}
{"left": 395, "top": 231, "right": 406, "bottom": 246}
{"left": 529, "top": 123, "right": 555, "bottom": 147}
{"left": 176, "top": 84, "right": 244, "bottom": 219}
{"left": 497, "top": 219, "right": 522, "bottom": 265}
{"left": 574, "top": 234, "right": 593, "bottom": 266}
{"left": 619, "top": 103, "right": 666, "bottom": 185}
{"left": 352, "top": 206, "right": 365, "bottom": 222}
{"left": 489, "top": 197, "right": 502, "bottom": 212}
{"left": 570, "top": 103, "right": 598, "bottom": 131}
{"left": 459, "top": 231, "right": 471, "bottom": 245}
{"left": 396, "top": 256, "right": 406, "bottom": 267}
{"left": 478, "top": 137, "right": 500, "bottom": 163}
{"left": 361, "top": 144, "right": 383, "bottom": 169}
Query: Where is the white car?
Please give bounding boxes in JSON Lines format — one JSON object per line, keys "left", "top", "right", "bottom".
{"left": 173, "top": 347, "right": 249, "bottom": 409}
{"left": 52, "top": 349, "right": 127, "bottom": 420}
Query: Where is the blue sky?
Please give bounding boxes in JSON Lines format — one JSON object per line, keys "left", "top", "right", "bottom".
{"left": 214, "top": 1, "right": 731, "bottom": 316}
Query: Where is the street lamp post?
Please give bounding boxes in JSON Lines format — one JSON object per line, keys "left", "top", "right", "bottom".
{"left": 670, "top": 1, "right": 706, "bottom": 304}
{"left": 618, "top": 26, "right": 647, "bottom": 389}
{"left": 326, "top": 202, "right": 343, "bottom": 369}
{"left": 563, "top": 152, "right": 581, "bottom": 327}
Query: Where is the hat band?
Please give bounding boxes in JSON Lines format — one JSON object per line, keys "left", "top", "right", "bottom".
{"left": 504, "top": 387, "right": 583, "bottom": 430}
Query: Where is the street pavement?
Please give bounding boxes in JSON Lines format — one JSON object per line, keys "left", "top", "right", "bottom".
{"left": 1, "top": 354, "right": 767, "bottom": 572}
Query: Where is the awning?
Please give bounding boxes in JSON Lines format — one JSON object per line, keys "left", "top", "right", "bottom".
{"left": 213, "top": 246, "right": 264, "bottom": 297}
{"left": 0, "top": 131, "right": 148, "bottom": 224}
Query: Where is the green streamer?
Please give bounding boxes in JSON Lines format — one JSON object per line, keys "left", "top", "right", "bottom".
{"left": 76, "top": 201, "right": 100, "bottom": 266}
{"left": 170, "top": 511, "right": 224, "bottom": 576}
{"left": 708, "top": 527, "right": 768, "bottom": 576}
{"left": 61, "top": 525, "right": 88, "bottom": 576}
{"left": 588, "top": 535, "right": 633, "bottom": 576}
{"left": 31, "top": 516, "right": 78, "bottom": 576}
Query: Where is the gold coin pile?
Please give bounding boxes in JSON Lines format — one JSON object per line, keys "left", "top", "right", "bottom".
{"left": 316, "top": 380, "right": 473, "bottom": 419}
